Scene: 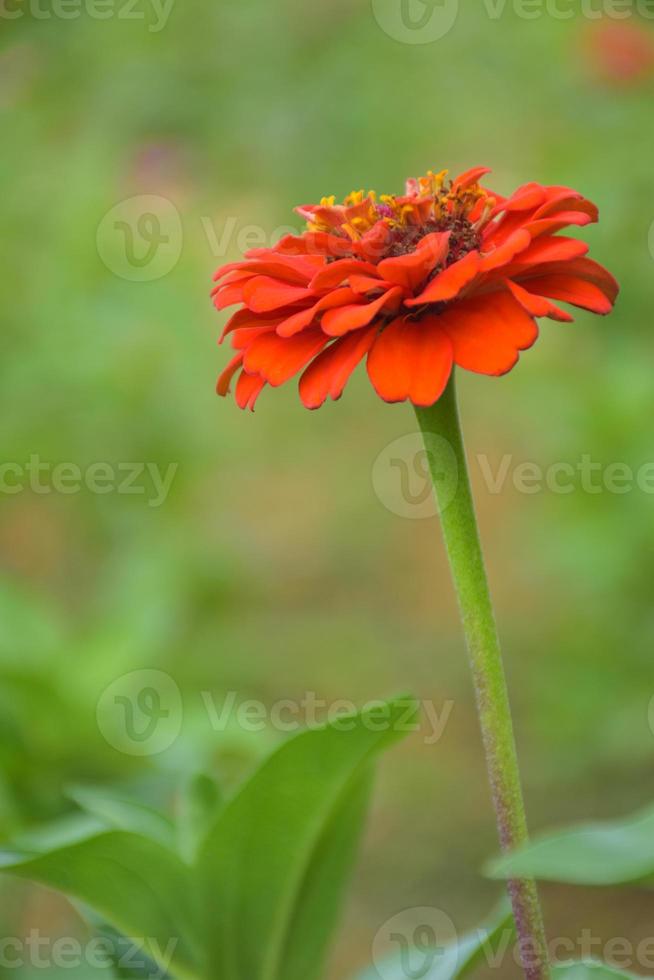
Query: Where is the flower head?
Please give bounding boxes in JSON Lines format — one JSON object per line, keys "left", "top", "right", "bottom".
{"left": 584, "top": 19, "right": 654, "bottom": 87}
{"left": 213, "top": 167, "right": 618, "bottom": 410}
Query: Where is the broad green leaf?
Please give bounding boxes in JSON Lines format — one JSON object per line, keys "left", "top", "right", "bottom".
{"left": 281, "top": 771, "right": 373, "bottom": 980}
{"left": 0, "top": 831, "right": 201, "bottom": 979}
{"left": 176, "top": 771, "right": 223, "bottom": 862}
{"left": 487, "top": 803, "right": 654, "bottom": 886}
{"left": 68, "top": 784, "right": 176, "bottom": 850}
{"left": 552, "top": 962, "right": 642, "bottom": 978}
{"left": 354, "top": 902, "right": 514, "bottom": 980}
{"left": 198, "top": 695, "right": 419, "bottom": 980}
{"left": 97, "top": 924, "right": 174, "bottom": 979}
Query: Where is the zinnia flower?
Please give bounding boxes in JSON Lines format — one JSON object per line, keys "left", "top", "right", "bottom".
{"left": 213, "top": 167, "right": 618, "bottom": 410}
{"left": 583, "top": 20, "right": 654, "bottom": 87}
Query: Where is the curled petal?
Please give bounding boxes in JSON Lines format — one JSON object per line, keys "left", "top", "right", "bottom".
{"left": 407, "top": 250, "right": 480, "bottom": 306}
{"left": 480, "top": 230, "right": 531, "bottom": 272}
{"left": 310, "top": 259, "right": 378, "bottom": 290}
{"left": 452, "top": 166, "right": 492, "bottom": 192}
{"left": 321, "top": 287, "right": 403, "bottom": 337}
{"left": 216, "top": 353, "right": 243, "bottom": 396}
{"left": 243, "top": 328, "right": 328, "bottom": 386}
{"left": 299, "top": 327, "right": 377, "bottom": 409}
{"left": 378, "top": 231, "right": 451, "bottom": 291}
{"left": 276, "top": 288, "right": 360, "bottom": 338}
{"left": 235, "top": 370, "right": 266, "bottom": 411}
{"left": 505, "top": 280, "right": 574, "bottom": 323}
{"left": 516, "top": 256, "right": 619, "bottom": 308}
{"left": 511, "top": 235, "right": 589, "bottom": 267}
{"left": 514, "top": 274, "right": 614, "bottom": 315}
{"left": 213, "top": 281, "right": 249, "bottom": 311}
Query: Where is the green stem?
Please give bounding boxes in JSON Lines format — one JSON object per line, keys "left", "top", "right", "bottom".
{"left": 414, "top": 372, "right": 550, "bottom": 980}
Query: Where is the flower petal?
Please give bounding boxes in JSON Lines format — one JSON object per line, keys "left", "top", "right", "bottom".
{"left": 479, "top": 229, "right": 531, "bottom": 272}
{"left": 511, "top": 235, "right": 589, "bottom": 267}
{"left": 513, "top": 275, "right": 614, "bottom": 315}
{"left": 367, "top": 316, "right": 453, "bottom": 406}
{"left": 243, "top": 328, "right": 328, "bottom": 386}
{"left": 437, "top": 291, "right": 539, "bottom": 375}
{"left": 216, "top": 353, "right": 243, "bottom": 396}
{"left": 505, "top": 280, "right": 574, "bottom": 322}
{"left": 213, "top": 257, "right": 315, "bottom": 285}
{"left": 242, "top": 276, "right": 316, "bottom": 313}
{"left": 406, "top": 250, "right": 480, "bottom": 306}
{"left": 378, "top": 231, "right": 451, "bottom": 291}
{"left": 213, "top": 282, "right": 249, "bottom": 311}
{"left": 276, "top": 288, "right": 360, "bottom": 338}
{"left": 299, "top": 327, "right": 377, "bottom": 409}
{"left": 452, "top": 166, "right": 492, "bottom": 192}
{"left": 235, "top": 370, "right": 266, "bottom": 411}
{"left": 321, "top": 287, "right": 403, "bottom": 337}
{"left": 309, "top": 259, "right": 379, "bottom": 290}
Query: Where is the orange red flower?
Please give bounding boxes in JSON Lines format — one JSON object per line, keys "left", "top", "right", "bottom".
{"left": 212, "top": 167, "right": 618, "bottom": 410}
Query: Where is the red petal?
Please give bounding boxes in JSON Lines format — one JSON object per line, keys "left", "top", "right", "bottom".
{"left": 511, "top": 235, "right": 589, "bottom": 267}
{"left": 243, "top": 276, "right": 316, "bottom": 313}
{"left": 270, "top": 232, "right": 355, "bottom": 259}
{"left": 437, "top": 291, "right": 539, "bottom": 376}
{"left": 516, "top": 257, "right": 619, "bottom": 307}
{"left": 321, "top": 287, "right": 403, "bottom": 337}
{"left": 525, "top": 212, "right": 595, "bottom": 239}
{"left": 452, "top": 166, "right": 492, "bottom": 192}
{"left": 378, "top": 231, "right": 451, "bottom": 290}
{"left": 219, "top": 310, "right": 284, "bottom": 343}
{"left": 276, "top": 288, "right": 360, "bottom": 338}
{"left": 213, "top": 282, "right": 248, "bottom": 311}
{"left": 366, "top": 316, "right": 453, "bottom": 406}
{"left": 513, "top": 274, "right": 614, "bottom": 315}
{"left": 230, "top": 323, "right": 279, "bottom": 349}
{"left": 407, "top": 250, "right": 480, "bottom": 306}
{"left": 243, "top": 328, "right": 328, "bottom": 386}
{"left": 479, "top": 230, "right": 531, "bottom": 272}
{"left": 349, "top": 274, "right": 388, "bottom": 294}
{"left": 299, "top": 327, "right": 377, "bottom": 409}
{"left": 505, "top": 280, "right": 573, "bottom": 322}
{"left": 235, "top": 370, "right": 266, "bottom": 411}
{"left": 490, "top": 183, "right": 547, "bottom": 217}
{"left": 310, "top": 259, "right": 378, "bottom": 290}
{"left": 213, "top": 257, "right": 315, "bottom": 285}
{"left": 216, "top": 353, "right": 243, "bottom": 396}
{"left": 532, "top": 192, "right": 598, "bottom": 223}
{"left": 355, "top": 221, "right": 393, "bottom": 262}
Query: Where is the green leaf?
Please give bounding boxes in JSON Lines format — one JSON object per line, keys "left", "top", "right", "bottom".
{"left": 96, "top": 924, "right": 174, "bottom": 979}
{"left": 486, "top": 803, "right": 654, "bottom": 886}
{"left": 68, "top": 784, "right": 177, "bottom": 850}
{"left": 176, "top": 771, "right": 223, "bottom": 863}
{"left": 552, "top": 962, "right": 643, "bottom": 979}
{"left": 198, "top": 695, "right": 419, "bottom": 980}
{"left": 0, "top": 831, "right": 201, "bottom": 979}
{"left": 353, "top": 902, "right": 514, "bottom": 980}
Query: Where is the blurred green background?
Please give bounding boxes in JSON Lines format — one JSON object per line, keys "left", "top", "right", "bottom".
{"left": 2, "top": 0, "right": 654, "bottom": 976}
